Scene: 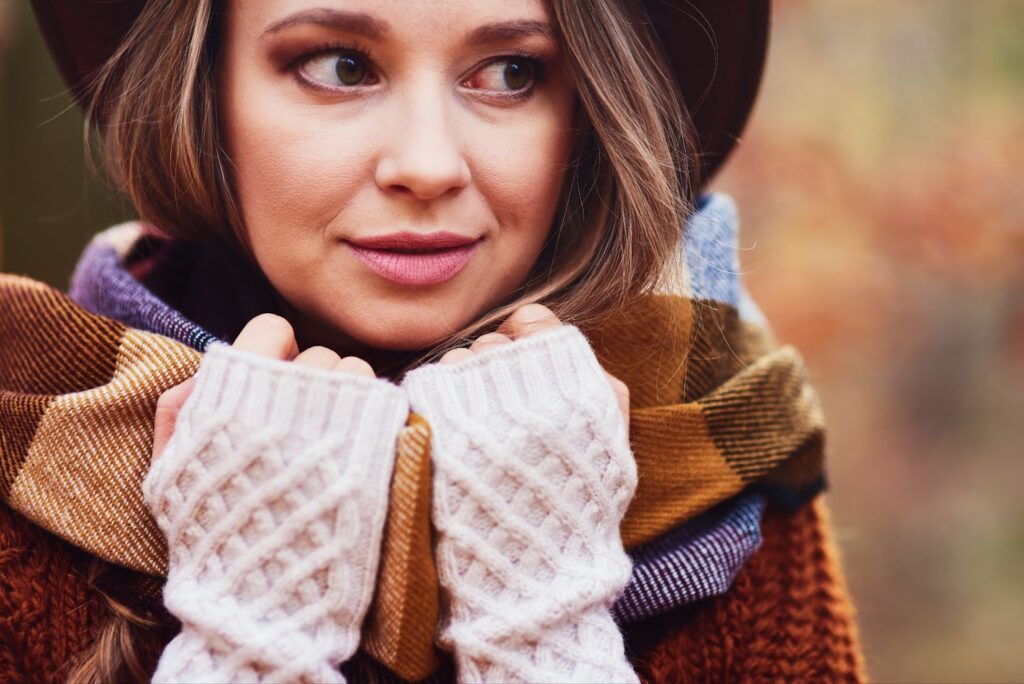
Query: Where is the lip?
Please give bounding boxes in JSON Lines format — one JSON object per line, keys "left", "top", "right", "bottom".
{"left": 344, "top": 232, "right": 482, "bottom": 286}
{"left": 347, "top": 231, "right": 480, "bottom": 251}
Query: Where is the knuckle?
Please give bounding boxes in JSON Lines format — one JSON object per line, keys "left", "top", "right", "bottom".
{"left": 250, "top": 313, "right": 295, "bottom": 341}
{"left": 155, "top": 389, "right": 176, "bottom": 411}
{"left": 155, "top": 379, "right": 191, "bottom": 411}
{"left": 474, "top": 332, "right": 511, "bottom": 345}
{"left": 302, "top": 346, "right": 342, "bottom": 362}
{"left": 337, "top": 356, "right": 374, "bottom": 375}
{"left": 440, "top": 347, "right": 473, "bottom": 364}
{"left": 509, "top": 303, "right": 558, "bottom": 325}
{"left": 235, "top": 313, "right": 297, "bottom": 358}
{"left": 501, "top": 303, "right": 561, "bottom": 338}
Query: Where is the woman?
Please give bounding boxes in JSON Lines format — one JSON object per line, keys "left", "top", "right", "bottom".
{"left": 0, "top": 0, "right": 865, "bottom": 681}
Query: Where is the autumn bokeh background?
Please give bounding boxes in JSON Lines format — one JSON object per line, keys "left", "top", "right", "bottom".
{"left": 2, "top": 2, "right": 1022, "bottom": 681}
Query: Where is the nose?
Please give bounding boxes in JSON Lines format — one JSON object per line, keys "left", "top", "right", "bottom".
{"left": 375, "top": 88, "right": 471, "bottom": 201}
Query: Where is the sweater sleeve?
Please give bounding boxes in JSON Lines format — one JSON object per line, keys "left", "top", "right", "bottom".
{"left": 402, "top": 325, "right": 640, "bottom": 684}
{"left": 142, "top": 343, "right": 408, "bottom": 684}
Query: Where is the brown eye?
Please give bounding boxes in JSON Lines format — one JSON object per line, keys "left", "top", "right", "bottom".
{"left": 464, "top": 56, "right": 539, "bottom": 95}
{"left": 335, "top": 53, "right": 368, "bottom": 86}
{"left": 299, "top": 49, "right": 374, "bottom": 89}
{"left": 502, "top": 59, "right": 534, "bottom": 90}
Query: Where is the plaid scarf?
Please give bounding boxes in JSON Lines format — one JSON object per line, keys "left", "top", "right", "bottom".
{"left": 0, "top": 193, "right": 825, "bottom": 681}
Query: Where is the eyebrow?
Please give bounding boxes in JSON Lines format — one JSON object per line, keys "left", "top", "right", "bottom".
{"left": 262, "top": 9, "right": 391, "bottom": 41}
{"left": 465, "top": 20, "right": 554, "bottom": 47}
{"left": 262, "top": 10, "right": 551, "bottom": 47}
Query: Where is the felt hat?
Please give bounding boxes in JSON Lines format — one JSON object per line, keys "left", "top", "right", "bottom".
{"left": 30, "top": 0, "right": 769, "bottom": 186}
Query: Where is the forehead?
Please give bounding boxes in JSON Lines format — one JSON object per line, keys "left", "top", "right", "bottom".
{"left": 227, "top": 0, "right": 554, "bottom": 42}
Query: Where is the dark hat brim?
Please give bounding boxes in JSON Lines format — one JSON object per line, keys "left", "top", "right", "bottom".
{"left": 648, "top": 1, "right": 771, "bottom": 186}
{"left": 30, "top": 0, "right": 769, "bottom": 187}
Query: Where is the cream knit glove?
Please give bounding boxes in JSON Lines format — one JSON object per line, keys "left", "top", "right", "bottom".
{"left": 142, "top": 343, "right": 408, "bottom": 684}
{"left": 402, "top": 325, "right": 640, "bottom": 684}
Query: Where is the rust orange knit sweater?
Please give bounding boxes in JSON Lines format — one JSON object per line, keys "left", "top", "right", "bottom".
{"left": 0, "top": 496, "right": 865, "bottom": 683}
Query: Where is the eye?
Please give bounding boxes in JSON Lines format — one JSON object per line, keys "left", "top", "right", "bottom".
{"left": 464, "top": 56, "right": 539, "bottom": 94}
{"left": 299, "top": 50, "right": 375, "bottom": 88}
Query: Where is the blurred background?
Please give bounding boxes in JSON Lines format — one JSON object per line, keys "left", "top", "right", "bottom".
{"left": 2, "top": 1, "right": 1022, "bottom": 681}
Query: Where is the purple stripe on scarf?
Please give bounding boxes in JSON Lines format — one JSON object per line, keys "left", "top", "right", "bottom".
{"left": 69, "top": 238, "right": 217, "bottom": 352}
{"left": 613, "top": 493, "right": 766, "bottom": 624}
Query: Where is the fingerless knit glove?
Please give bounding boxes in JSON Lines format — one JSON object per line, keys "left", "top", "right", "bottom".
{"left": 402, "top": 325, "right": 640, "bottom": 684}
{"left": 142, "top": 343, "right": 408, "bottom": 683}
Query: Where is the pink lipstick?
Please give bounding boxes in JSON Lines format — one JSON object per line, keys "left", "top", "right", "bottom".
{"left": 345, "top": 231, "right": 481, "bottom": 286}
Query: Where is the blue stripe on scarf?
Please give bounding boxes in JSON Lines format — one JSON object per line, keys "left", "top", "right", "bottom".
{"left": 613, "top": 493, "right": 766, "bottom": 623}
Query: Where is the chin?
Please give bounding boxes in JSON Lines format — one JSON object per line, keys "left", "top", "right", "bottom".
{"left": 330, "top": 306, "right": 480, "bottom": 353}
{"left": 349, "top": 325, "right": 450, "bottom": 352}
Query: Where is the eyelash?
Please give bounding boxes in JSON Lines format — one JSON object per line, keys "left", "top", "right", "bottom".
{"left": 287, "top": 42, "right": 547, "bottom": 102}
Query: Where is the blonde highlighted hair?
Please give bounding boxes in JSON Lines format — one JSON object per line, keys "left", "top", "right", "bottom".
{"left": 73, "top": 0, "right": 698, "bottom": 679}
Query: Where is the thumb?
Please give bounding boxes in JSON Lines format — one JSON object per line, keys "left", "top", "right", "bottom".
{"left": 152, "top": 377, "right": 198, "bottom": 462}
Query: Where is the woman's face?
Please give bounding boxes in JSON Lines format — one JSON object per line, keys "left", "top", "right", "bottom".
{"left": 220, "top": 0, "right": 577, "bottom": 352}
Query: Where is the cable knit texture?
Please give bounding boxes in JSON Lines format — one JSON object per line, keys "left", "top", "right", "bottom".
{"left": 403, "top": 325, "right": 640, "bottom": 684}
{"left": 142, "top": 343, "right": 409, "bottom": 683}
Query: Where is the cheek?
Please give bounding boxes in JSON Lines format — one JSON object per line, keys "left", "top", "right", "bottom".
{"left": 466, "top": 106, "right": 576, "bottom": 269}
{"left": 224, "top": 85, "right": 377, "bottom": 249}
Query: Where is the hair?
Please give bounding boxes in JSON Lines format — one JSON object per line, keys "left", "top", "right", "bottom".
{"left": 66, "top": 557, "right": 177, "bottom": 684}
{"left": 73, "top": 0, "right": 698, "bottom": 679}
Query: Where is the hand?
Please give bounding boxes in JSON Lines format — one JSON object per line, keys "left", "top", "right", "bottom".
{"left": 152, "top": 313, "right": 374, "bottom": 460}
{"left": 401, "top": 304, "right": 641, "bottom": 683}
{"left": 439, "top": 303, "right": 631, "bottom": 432}
{"left": 143, "top": 314, "right": 408, "bottom": 683}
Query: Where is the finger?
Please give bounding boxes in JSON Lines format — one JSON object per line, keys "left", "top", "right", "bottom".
{"left": 293, "top": 345, "right": 342, "bottom": 370}
{"left": 152, "top": 377, "right": 197, "bottom": 461}
{"left": 232, "top": 313, "right": 298, "bottom": 360}
{"left": 469, "top": 332, "right": 513, "bottom": 354}
{"left": 334, "top": 356, "right": 376, "bottom": 378}
{"left": 498, "top": 303, "right": 562, "bottom": 340}
{"left": 440, "top": 348, "right": 475, "bottom": 365}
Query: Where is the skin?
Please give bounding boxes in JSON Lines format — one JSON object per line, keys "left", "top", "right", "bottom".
{"left": 218, "top": 0, "right": 579, "bottom": 353}
{"left": 153, "top": 0, "right": 630, "bottom": 458}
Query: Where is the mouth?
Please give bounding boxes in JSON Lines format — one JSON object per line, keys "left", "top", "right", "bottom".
{"left": 344, "top": 231, "right": 482, "bottom": 286}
